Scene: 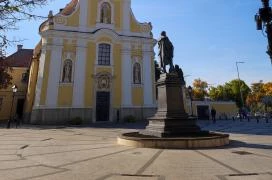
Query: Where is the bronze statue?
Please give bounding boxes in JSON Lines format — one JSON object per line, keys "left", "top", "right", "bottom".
{"left": 158, "top": 31, "right": 174, "bottom": 73}
{"left": 174, "top": 64, "right": 185, "bottom": 85}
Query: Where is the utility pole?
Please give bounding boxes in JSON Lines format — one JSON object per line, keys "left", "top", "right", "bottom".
{"left": 236, "top": 62, "right": 245, "bottom": 109}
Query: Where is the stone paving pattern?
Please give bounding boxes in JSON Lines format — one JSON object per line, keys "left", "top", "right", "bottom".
{"left": 0, "top": 119, "right": 271, "bottom": 180}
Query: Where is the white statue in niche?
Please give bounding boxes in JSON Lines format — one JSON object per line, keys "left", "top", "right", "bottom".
{"left": 100, "top": 2, "right": 111, "bottom": 24}
{"left": 133, "top": 63, "right": 141, "bottom": 84}
{"left": 62, "top": 60, "right": 72, "bottom": 83}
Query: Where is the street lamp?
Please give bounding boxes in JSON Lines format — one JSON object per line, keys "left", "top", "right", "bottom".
{"left": 188, "top": 86, "right": 193, "bottom": 116}
{"left": 255, "top": 0, "right": 272, "bottom": 64}
{"left": 7, "top": 85, "right": 18, "bottom": 129}
{"left": 235, "top": 62, "right": 245, "bottom": 109}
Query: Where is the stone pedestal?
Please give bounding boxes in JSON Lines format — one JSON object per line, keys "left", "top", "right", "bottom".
{"left": 141, "top": 73, "right": 201, "bottom": 137}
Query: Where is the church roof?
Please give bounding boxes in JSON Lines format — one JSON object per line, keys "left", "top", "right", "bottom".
{"left": 60, "top": 0, "right": 78, "bottom": 16}
{"left": 5, "top": 48, "right": 33, "bottom": 68}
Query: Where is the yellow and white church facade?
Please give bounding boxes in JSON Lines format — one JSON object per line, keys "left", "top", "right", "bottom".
{"left": 25, "top": 0, "right": 157, "bottom": 124}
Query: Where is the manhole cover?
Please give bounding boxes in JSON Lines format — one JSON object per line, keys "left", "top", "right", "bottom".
{"left": 232, "top": 151, "right": 253, "bottom": 155}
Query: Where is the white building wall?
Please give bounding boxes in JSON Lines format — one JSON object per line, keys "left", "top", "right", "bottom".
{"left": 45, "top": 38, "right": 63, "bottom": 107}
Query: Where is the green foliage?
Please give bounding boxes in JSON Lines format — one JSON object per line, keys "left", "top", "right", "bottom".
{"left": 225, "top": 79, "right": 251, "bottom": 108}
{"left": 208, "top": 79, "right": 251, "bottom": 108}
{"left": 123, "top": 115, "right": 136, "bottom": 123}
{"left": 69, "top": 117, "right": 82, "bottom": 126}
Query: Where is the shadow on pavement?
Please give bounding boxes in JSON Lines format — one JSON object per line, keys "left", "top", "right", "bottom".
{"left": 227, "top": 140, "right": 272, "bottom": 150}
{"left": 0, "top": 122, "right": 148, "bottom": 130}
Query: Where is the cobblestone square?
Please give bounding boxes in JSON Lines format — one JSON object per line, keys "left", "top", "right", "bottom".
{"left": 0, "top": 120, "right": 271, "bottom": 180}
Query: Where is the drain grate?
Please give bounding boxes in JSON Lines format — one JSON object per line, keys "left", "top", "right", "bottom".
{"left": 217, "top": 172, "right": 271, "bottom": 180}
{"left": 229, "top": 173, "right": 259, "bottom": 176}
{"left": 132, "top": 152, "right": 142, "bottom": 155}
{"left": 98, "top": 173, "right": 165, "bottom": 180}
{"left": 20, "top": 145, "right": 29, "bottom": 149}
{"left": 232, "top": 151, "right": 253, "bottom": 155}
{"left": 120, "top": 174, "right": 160, "bottom": 177}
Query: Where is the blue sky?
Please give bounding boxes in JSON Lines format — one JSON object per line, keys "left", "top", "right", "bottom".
{"left": 5, "top": 0, "right": 272, "bottom": 86}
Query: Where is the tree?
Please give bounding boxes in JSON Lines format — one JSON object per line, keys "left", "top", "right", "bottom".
{"left": 0, "top": 0, "right": 50, "bottom": 88}
{"left": 263, "top": 82, "right": 272, "bottom": 95}
{"left": 209, "top": 85, "right": 231, "bottom": 101}
{"left": 262, "top": 95, "right": 272, "bottom": 112}
{"left": 208, "top": 79, "right": 250, "bottom": 108}
{"left": 192, "top": 78, "right": 208, "bottom": 100}
{"left": 0, "top": 59, "right": 12, "bottom": 89}
{"left": 0, "top": 0, "right": 49, "bottom": 47}
{"left": 246, "top": 82, "right": 272, "bottom": 112}
{"left": 246, "top": 82, "right": 265, "bottom": 110}
{"left": 225, "top": 79, "right": 251, "bottom": 108}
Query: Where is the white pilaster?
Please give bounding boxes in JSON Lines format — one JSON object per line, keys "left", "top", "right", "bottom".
{"left": 34, "top": 47, "right": 46, "bottom": 107}
{"left": 79, "top": 0, "right": 88, "bottom": 30}
{"left": 121, "top": 42, "right": 132, "bottom": 106}
{"left": 123, "top": 0, "right": 131, "bottom": 33}
{"left": 143, "top": 43, "right": 153, "bottom": 106}
{"left": 73, "top": 39, "right": 87, "bottom": 107}
{"left": 46, "top": 38, "right": 63, "bottom": 107}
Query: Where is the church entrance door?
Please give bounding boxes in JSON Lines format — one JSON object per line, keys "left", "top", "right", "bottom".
{"left": 96, "top": 92, "right": 110, "bottom": 122}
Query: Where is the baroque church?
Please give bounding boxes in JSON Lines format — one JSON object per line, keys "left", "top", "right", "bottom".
{"left": 24, "top": 0, "right": 157, "bottom": 124}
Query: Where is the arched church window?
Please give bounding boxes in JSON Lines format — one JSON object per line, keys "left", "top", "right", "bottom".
{"left": 133, "top": 63, "right": 141, "bottom": 84}
{"left": 62, "top": 59, "right": 73, "bottom": 83}
{"left": 98, "top": 44, "right": 111, "bottom": 66}
{"left": 100, "top": 2, "right": 111, "bottom": 24}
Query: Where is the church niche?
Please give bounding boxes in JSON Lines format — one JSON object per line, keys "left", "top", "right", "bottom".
{"left": 100, "top": 2, "right": 111, "bottom": 24}
{"left": 133, "top": 62, "right": 142, "bottom": 84}
{"left": 62, "top": 59, "right": 73, "bottom": 83}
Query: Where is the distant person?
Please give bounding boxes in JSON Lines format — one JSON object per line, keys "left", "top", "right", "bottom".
{"left": 14, "top": 114, "right": 19, "bottom": 128}
{"left": 239, "top": 109, "right": 243, "bottom": 121}
{"left": 211, "top": 107, "right": 216, "bottom": 123}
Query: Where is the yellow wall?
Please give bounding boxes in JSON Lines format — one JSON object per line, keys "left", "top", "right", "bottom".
{"left": 130, "top": 14, "right": 141, "bottom": 33}
{"left": 97, "top": 37, "right": 112, "bottom": 44}
{"left": 88, "top": 0, "right": 98, "bottom": 27}
{"left": 24, "top": 57, "right": 39, "bottom": 114}
{"left": 188, "top": 101, "right": 239, "bottom": 119}
{"left": 84, "top": 42, "right": 95, "bottom": 107}
{"left": 212, "top": 103, "right": 238, "bottom": 118}
{"left": 63, "top": 39, "right": 77, "bottom": 53}
{"left": 114, "top": 0, "right": 122, "bottom": 30}
{"left": 113, "top": 44, "right": 122, "bottom": 108}
{"left": 0, "top": 68, "right": 29, "bottom": 121}
{"left": 132, "top": 87, "right": 143, "bottom": 106}
{"left": 66, "top": 6, "right": 80, "bottom": 27}
{"left": 58, "top": 86, "right": 73, "bottom": 106}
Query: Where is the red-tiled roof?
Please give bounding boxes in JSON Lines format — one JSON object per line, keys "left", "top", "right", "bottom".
{"left": 60, "top": 0, "right": 78, "bottom": 16}
{"left": 5, "top": 49, "right": 33, "bottom": 68}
